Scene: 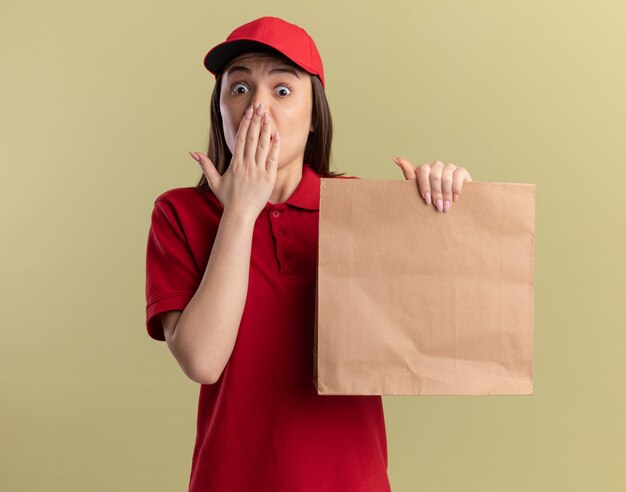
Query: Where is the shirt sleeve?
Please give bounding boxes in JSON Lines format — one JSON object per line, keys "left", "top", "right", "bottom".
{"left": 145, "top": 198, "right": 200, "bottom": 341}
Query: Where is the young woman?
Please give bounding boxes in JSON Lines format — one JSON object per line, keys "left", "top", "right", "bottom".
{"left": 145, "top": 16, "right": 472, "bottom": 492}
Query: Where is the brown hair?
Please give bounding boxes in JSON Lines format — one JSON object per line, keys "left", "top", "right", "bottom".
{"left": 194, "top": 51, "right": 346, "bottom": 191}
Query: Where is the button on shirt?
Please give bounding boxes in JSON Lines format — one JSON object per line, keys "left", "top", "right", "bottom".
{"left": 145, "top": 163, "right": 391, "bottom": 492}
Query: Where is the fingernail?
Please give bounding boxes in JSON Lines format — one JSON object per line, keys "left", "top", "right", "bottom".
{"left": 189, "top": 151, "right": 199, "bottom": 161}
{"left": 425, "top": 192, "right": 431, "bottom": 205}
{"left": 443, "top": 199, "right": 450, "bottom": 213}
{"left": 436, "top": 198, "right": 443, "bottom": 212}
{"left": 245, "top": 105, "right": 254, "bottom": 120}
{"left": 453, "top": 192, "right": 458, "bottom": 202}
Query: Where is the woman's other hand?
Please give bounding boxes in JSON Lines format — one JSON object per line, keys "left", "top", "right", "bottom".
{"left": 393, "top": 157, "right": 473, "bottom": 213}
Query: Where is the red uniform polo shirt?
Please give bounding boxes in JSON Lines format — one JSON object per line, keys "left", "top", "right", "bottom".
{"left": 145, "top": 163, "right": 391, "bottom": 492}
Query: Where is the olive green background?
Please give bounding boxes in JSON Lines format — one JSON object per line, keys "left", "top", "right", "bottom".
{"left": 1, "top": 1, "right": 624, "bottom": 490}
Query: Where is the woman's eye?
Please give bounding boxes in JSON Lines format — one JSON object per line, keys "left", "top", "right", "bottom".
{"left": 276, "top": 85, "right": 291, "bottom": 96}
{"left": 232, "top": 83, "right": 248, "bottom": 95}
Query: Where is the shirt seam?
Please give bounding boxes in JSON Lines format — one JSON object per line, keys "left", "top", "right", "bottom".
{"left": 146, "top": 291, "right": 197, "bottom": 309}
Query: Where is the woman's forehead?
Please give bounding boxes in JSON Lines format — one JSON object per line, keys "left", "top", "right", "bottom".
{"left": 226, "top": 52, "right": 298, "bottom": 71}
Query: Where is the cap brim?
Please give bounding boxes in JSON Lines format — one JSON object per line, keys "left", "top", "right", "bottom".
{"left": 203, "top": 39, "right": 285, "bottom": 76}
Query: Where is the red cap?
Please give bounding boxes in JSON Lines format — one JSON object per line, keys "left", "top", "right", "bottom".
{"left": 203, "top": 16, "right": 325, "bottom": 90}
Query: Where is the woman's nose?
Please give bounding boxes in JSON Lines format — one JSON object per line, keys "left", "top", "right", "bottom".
{"left": 252, "top": 101, "right": 266, "bottom": 115}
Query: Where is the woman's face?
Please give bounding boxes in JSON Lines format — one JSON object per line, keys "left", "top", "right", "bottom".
{"left": 219, "top": 53, "right": 313, "bottom": 169}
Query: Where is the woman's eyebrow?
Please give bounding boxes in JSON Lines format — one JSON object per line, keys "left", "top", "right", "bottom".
{"left": 226, "top": 66, "right": 300, "bottom": 79}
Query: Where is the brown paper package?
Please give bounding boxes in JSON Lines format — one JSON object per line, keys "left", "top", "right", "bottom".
{"left": 313, "top": 179, "right": 535, "bottom": 395}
